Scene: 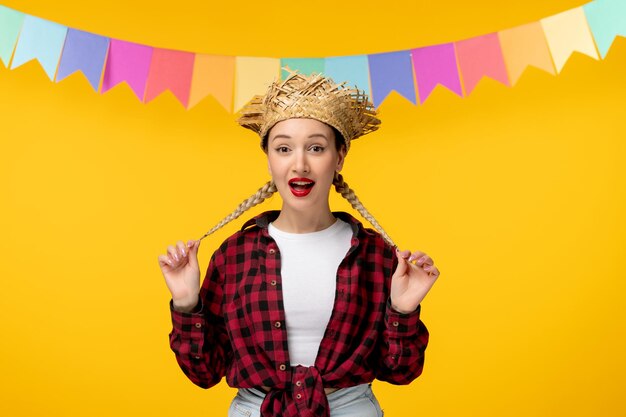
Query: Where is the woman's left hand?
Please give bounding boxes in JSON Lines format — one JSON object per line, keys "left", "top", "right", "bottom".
{"left": 390, "top": 249, "right": 440, "bottom": 314}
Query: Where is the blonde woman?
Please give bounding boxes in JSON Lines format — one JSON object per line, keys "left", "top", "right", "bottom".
{"left": 158, "top": 69, "right": 440, "bottom": 417}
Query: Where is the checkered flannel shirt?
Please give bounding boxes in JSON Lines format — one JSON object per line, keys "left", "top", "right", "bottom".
{"left": 169, "top": 210, "right": 429, "bottom": 417}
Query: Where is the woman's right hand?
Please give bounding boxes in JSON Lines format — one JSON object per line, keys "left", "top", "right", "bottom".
{"left": 158, "top": 239, "right": 201, "bottom": 312}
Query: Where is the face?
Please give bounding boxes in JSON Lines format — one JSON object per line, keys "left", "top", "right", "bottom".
{"left": 266, "top": 118, "right": 346, "bottom": 213}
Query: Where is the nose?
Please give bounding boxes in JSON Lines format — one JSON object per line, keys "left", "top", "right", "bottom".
{"left": 292, "top": 149, "right": 310, "bottom": 174}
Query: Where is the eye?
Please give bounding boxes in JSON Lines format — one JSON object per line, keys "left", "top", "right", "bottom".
{"left": 275, "top": 146, "right": 290, "bottom": 153}
{"left": 310, "top": 145, "right": 325, "bottom": 153}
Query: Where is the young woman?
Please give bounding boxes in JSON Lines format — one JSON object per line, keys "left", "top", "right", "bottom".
{"left": 158, "top": 69, "right": 440, "bottom": 417}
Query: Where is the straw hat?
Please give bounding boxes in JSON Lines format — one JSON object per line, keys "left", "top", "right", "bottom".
{"left": 236, "top": 67, "right": 381, "bottom": 150}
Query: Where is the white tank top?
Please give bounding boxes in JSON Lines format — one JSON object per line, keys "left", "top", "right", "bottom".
{"left": 268, "top": 218, "right": 353, "bottom": 366}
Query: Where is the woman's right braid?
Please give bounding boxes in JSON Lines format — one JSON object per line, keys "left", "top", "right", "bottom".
{"left": 198, "top": 180, "right": 277, "bottom": 241}
{"left": 333, "top": 172, "right": 396, "bottom": 248}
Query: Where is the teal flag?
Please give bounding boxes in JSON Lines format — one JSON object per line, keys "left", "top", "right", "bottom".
{"left": 280, "top": 58, "right": 325, "bottom": 79}
{"left": 583, "top": 0, "right": 626, "bottom": 58}
{"left": 0, "top": 5, "right": 25, "bottom": 66}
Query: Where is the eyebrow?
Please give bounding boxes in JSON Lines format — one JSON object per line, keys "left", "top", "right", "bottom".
{"left": 271, "top": 133, "right": 329, "bottom": 141}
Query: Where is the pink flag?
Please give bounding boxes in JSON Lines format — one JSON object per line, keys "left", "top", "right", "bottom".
{"left": 101, "top": 39, "right": 153, "bottom": 101}
{"left": 144, "top": 48, "right": 195, "bottom": 107}
{"left": 455, "top": 33, "right": 510, "bottom": 95}
{"left": 411, "top": 43, "right": 463, "bottom": 104}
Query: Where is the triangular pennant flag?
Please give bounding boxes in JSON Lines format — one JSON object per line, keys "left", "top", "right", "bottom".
{"left": 541, "top": 7, "right": 599, "bottom": 73}
{"left": 234, "top": 57, "right": 280, "bottom": 112}
{"left": 584, "top": 0, "right": 626, "bottom": 59}
{"left": 10, "top": 14, "right": 67, "bottom": 80}
{"left": 368, "top": 50, "right": 416, "bottom": 107}
{"left": 56, "top": 28, "right": 109, "bottom": 91}
{"left": 0, "top": 5, "right": 25, "bottom": 67}
{"left": 280, "top": 58, "right": 325, "bottom": 79}
{"left": 455, "top": 32, "right": 510, "bottom": 95}
{"left": 325, "top": 55, "right": 371, "bottom": 97}
{"left": 498, "top": 21, "right": 556, "bottom": 85}
{"left": 188, "top": 54, "right": 235, "bottom": 112}
{"left": 144, "top": 47, "right": 195, "bottom": 108}
{"left": 101, "top": 39, "right": 153, "bottom": 101}
{"left": 411, "top": 43, "right": 463, "bottom": 104}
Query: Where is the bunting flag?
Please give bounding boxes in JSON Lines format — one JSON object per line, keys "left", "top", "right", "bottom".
{"left": 101, "top": 39, "right": 153, "bottom": 101}
{"left": 188, "top": 54, "right": 235, "bottom": 111}
{"left": 0, "top": 5, "right": 24, "bottom": 66}
{"left": 411, "top": 43, "right": 463, "bottom": 103}
{"left": 455, "top": 33, "right": 510, "bottom": 95}
{"left": 56, "top": 29, "right": 109, "bottom": 90}
{"left": 233, "top": 57, "right": 280, "bottom": 112}
{"left": 324, "top": 55, "right": 371, "bottom": 97}
{"left": 368, "top": 50, "right": 416, "bottom": 106}
{"left": 10, "top": 15, "right": 67, "bottom": 81}
{"left": 541, "top": 7, "right": 599, "bottom": 73}
{"left": 280, "top": 58, "right": 325, "bottom": 80}
{"left": 144, "top": 48, "right": 195, "bottom": 107}
{"left": 584, "top": 0, "right": 626, "bottom": 59}
{"left": 0, "top": 1, "right": 624, "bottom": 112}
{"left": 497, "top": 22, "right": 556, "bottom": 86}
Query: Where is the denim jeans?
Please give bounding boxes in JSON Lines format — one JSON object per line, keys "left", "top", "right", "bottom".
{"left": 228, "top": 383, "right": 384, "bottom": 417}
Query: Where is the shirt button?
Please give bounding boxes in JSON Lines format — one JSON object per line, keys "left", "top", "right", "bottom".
{"left": 274, "top": 321, "right": 281, "bottom": 328}
{"left": 269, "top": 248, "right": 276, "bottom": 254}
{"left": 296, "top": 394, "right": 302, "bottom": 400}
{"left": 295, "top": 381, "right": 302, "bottom": 387}
{"left": 279, "top": 364, "right": 286, "bottom": 371}
{"left": 194, "top": 355, "right": 201, "bottom": 359}
{"left": 392, "top": 321, "right": 399, "bottom": 327}
{"left": 270, "top": 280, "right": 277, "bottom": 286}
{"left": 195, "top": 323, "right": 202, "bottom": 328}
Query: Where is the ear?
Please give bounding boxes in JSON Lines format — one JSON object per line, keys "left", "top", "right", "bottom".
{"left": 336, "top": 144, "right": 347, "bottom": 172}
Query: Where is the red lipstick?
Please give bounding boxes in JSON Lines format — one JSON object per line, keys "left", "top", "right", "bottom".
{"left": 288, "top": 178, "right": 315, "bottom": 197}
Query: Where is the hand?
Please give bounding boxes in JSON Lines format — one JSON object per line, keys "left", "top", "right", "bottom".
{"left": 157, "top": 239, "right": 201, "bottom": 312}
{"left": 390, "top": 249, "right": 440, "bottom": 314}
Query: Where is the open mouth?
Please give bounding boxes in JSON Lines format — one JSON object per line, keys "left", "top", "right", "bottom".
{"left": 288, "top": 178, "right": 315, "bottom": 196}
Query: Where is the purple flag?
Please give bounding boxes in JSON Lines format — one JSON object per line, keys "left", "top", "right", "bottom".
{"left": 101, "top": 39, "right": 153, "bottom": 101}
{"left": 368, "top": 50, "right": 416, "bottom": 107}
{"left": 411, "top": 43, "right": 463, "bottom": 103}
{"left": 56, "top": 28, "right": 109, "bottom": 91}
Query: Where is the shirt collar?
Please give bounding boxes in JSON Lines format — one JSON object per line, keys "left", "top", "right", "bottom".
{"left": 240, "top": 210, "right": 363, "bottom": 237}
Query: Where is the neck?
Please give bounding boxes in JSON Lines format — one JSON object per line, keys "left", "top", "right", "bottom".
{"left": 272, "top": 204, "right": 336, "bottom": 233}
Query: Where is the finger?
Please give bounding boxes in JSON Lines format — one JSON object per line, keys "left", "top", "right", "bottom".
{"left": 167, "top": 245, "right": 181, "bottom": 262}
{"left": 427, "top": 267, "right": 440, "bottom": 278}
{"left": 397, "top": 249, "right": 411, "bottom": 259}
{"left": 158, "top": 254, "right": 173, "bottom": 267}
{"left": 415, "top": 254, "right": 432, "bottom": 267}
{"left": 393, "top": 249, "right": 409, "bottom": 277}
{"left": 407, "top": 250, "right": 426, "bottom": 262}
{"left": 176, "top": 240, "right": 187, "bottom": 258}
{"left": 188, "top": 239, "right": 200, "bottom": 254}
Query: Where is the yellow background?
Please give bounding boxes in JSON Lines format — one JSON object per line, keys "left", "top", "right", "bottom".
{"left": 1, "top": 0, "right": 625, "bottom": 415}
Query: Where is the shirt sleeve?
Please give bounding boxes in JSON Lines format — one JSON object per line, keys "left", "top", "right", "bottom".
{"left": 168, "top": 246, "right": 232, "bottom": 389}
{"left": 375, "top": 246, "right": 430, "bottom": 384}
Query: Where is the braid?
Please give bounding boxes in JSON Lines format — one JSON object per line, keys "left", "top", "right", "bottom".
{"left": 198, "top": 180, "right": 277, "bottom": 241}
{"left": 333, "top": 172, "right": 396, "bottom": 248}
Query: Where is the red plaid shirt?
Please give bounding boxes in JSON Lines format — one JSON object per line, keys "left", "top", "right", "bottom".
{"left": 169, "top": 210, "right": 429, "bottom": 417}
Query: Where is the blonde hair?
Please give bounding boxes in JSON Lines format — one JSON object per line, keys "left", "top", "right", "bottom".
{"left": 197, "top": 173, "right": 395, "bottom": 248}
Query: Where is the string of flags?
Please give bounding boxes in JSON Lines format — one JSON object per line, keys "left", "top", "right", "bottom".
{"left": 0, "top": 1, "right": 624, "bottom": 113}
